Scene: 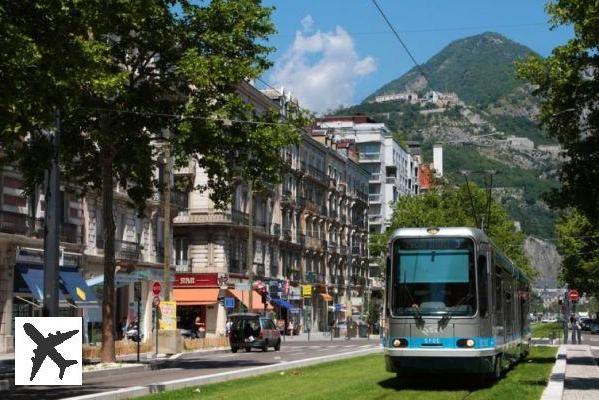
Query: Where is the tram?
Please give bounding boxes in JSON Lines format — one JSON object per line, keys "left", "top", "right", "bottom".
{"left": 383, "top": 227, "right": 531, "bottom": 379}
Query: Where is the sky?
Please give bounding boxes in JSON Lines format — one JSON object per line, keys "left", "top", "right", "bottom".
{"left": 261, "top": 0, "right": 573, "bottom": 114}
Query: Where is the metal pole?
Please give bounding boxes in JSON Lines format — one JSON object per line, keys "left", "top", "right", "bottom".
{"left": 163, "top": 139, "right": 172, "bottom": 301}
{"left": 137, "top": 298, "right": 141, "bottom": 363}
{"left": 155, "top": 305, "right": 159, "bottom": 357}
{"left": 43, "top": 109, "right": 61, "bottom": 317}
{"left": 247, "top": 180, "right": 254, "bottom": 311}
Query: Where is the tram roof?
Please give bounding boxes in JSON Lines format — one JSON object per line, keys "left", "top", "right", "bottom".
{"left": 388, "top": 227, "right": 490, "bottom": 243}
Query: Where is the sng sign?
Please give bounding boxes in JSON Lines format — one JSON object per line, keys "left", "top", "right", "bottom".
{"left": 174, "top": 273, "right": 218, "bottom": 287}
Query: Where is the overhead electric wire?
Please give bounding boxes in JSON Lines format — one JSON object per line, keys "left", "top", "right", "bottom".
{"left": 370, "top": 0, "right": 429, "bottom": 82}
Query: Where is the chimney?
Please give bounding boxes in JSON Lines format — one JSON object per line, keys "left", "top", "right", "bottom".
{"left": 433, "top": 144, "right": 443, "bottom": 177}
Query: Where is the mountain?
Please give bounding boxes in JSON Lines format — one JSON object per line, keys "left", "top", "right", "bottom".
{"left": 364, "top": 32, "right": 537, "bottom": 112}
{"left": 333, "top": 32, "right": 562, "bottom": 285}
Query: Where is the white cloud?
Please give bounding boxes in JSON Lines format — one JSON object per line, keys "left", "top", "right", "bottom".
{"left": 300, "top": 15, "right": 314, "bottom": 33}
{"left": 270, "top": 21, "right": 377, "bottom": 113}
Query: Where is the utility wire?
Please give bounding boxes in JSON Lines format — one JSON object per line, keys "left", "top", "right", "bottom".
{"left": 370, "top": 0, "right": 429, "bottom": 82}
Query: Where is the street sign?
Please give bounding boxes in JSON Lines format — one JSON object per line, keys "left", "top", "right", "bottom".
{"left": 569, "top": 289, "right": 580, "bottom": 302}
{"left": 152, "top": 281, "right": 161, "bottom": 296}
{"left": 224, "top": 297, "right": 235, "bottom": 309}
{"left": 301, "top": 285, "right": 312, "bottom": 298}
{"left": 152, "top": 295, "right": 161, "bottom": 308}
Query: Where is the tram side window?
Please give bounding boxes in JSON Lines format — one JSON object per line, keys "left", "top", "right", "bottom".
{"left": 477, "top": 255, "right": 488, "bottom": 317}
{"left": 505, "top": 287, "right": 513, "bottom": 336}
{"left": 494, "top": 269, "right": 502, "bottom": 313}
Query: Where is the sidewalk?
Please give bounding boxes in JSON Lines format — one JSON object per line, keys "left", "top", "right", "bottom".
{"left": 563, "top": 344, "right": 599, "bottom": 400}
{"left": 278, "top": 331, "right": 379, "bottom": 342}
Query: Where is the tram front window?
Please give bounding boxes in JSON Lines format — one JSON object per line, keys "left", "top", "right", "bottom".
{"left": 392, "top": 237, "right": 476, "bottom": 317}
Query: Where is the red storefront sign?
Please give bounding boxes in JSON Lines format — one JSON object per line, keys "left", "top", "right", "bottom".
{"left": 174, "top": 273, "right": 218, "bottom": 288}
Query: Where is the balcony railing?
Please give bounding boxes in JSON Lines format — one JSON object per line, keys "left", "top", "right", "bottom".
{"left": 272, "top": 223, "right": 281, "bottom": 237}
{"left": 115, "top": 240, "right": 142, "bottom": 261}
{"left": 175, "top": 261, "right": 190, "bottom": 272}
{"left": 173, "top": 208, "right": 249, "bottom": 226}
{"left": 60, "top": 223, "right": 81, "bottom": 244}
{"left": 0, "top": 211, "right": 83, "bottom": 244}
{"left": 328, "top": 242, "right": 338, "bottom": 253}
{"left": 369, "top": 173, "right": 381, "bottom": 182}
{"left": 282, "top": 228, "right": 292, "bottom": 241}
{"left": 351, "top": 246, "right": 361, "bottom": 255}
{"left": 296, "top": 233, "right": 306, "bottom": 246}
{"left": 386, "top": 176, "right": 397, "bottom": 184}
{"left": 368, "top": 194, "right": 381, "bottom": 203}
{"left": 340, "top": 245, "right": 348, "bottom": 256}
{"left": 359, "top": 153, "right": 381, "bottom": 161}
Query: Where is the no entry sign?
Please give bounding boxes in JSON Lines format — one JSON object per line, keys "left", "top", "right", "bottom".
{"left": 568, "top": 289, "right": 580, "bottom": 302}
{"left": 152, "top": 281, "right": 161, "bottom": 296}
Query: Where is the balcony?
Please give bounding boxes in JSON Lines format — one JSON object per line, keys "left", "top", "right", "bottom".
{"left": 328, "top": 242, "right": 338, "bottom": 253}
{"left": 340, "top": 245, "right": 348, "bottom": 256}
{"left": 60, "top": 223, "right": 82, "bottom": 244}
{"left": 368, "top": 214, "right": 383, "bottom": 225}
{"left": 175, "top": 261, "right": 190, "bottom": 272}
{"left": 173, "top": 208, "right": 249, "bottom": 226}
{"left": 296, "top": 233, "right": 306, "bottom": 246}
{"left": 359, "top": 153, "right": 381, "bottom": 162}
{"left": 351, "top": 246, "right": 362, "bottom": 255}
{"left": 368, "top": 194, "right": 381, "bottom": 203}
{"left": 369, "top": 173, "right": 381, "bottom": 182}
{"left": 307, "top": 166, "right": 327, "bottom": 182}
{"left": 115, "top": 240, "right": 142, "bottom": 261}
{"left": 385, "top": 176, "right": 397, "bottom": 184}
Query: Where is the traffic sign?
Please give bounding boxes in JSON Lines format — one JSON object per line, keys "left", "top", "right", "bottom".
{"left": 152, "top": 281, "right": 161, "bottom": 296}
{"left": 152, "top": 295, "right": 161, "bottom": 308}
{"left": 224, "top": 297, "right": 235, "bottom": 309}
{"left": 569, "top": 289, "right": 580, "bottom": 302}
{"left": 334, "top": 303, "right": 341, "bottom": 312}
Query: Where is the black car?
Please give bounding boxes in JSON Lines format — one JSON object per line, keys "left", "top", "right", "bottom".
{"left": 228, "top": 313, "right": 281, "bottom": 353}
{"left": 580, "top": 318, "right": 592, "bottom": 331}
{"left": 589, "top": 319, "right": 599, "bottom": 334}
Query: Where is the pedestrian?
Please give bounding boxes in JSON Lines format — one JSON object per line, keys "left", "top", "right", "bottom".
{"left": 288, "top": 320, "right": 294, "bottom": 336}
{"left": 225, "top": 318, "right": 232, "bottom": 337}
{"left": 570, "top": 315, "right": 582, "bottom": 344}
{"left": 194, "top": 313, "right": 205, "bottom": 338}
{"left": 119, "top": 316, "right": 128, "bottom": 340}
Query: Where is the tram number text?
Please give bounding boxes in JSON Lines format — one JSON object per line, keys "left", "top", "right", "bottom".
{"left": 423, "top": 337, "right": 441, "bottom": 345}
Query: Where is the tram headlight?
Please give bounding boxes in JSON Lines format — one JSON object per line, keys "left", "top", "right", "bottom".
{"left": 392, "top": 338, "right": 408, "bottom": 348}
{"left": 457, "top": 338, "right": 476, "bottom": 348}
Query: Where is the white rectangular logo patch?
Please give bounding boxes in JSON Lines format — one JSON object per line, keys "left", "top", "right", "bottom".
{"left": 15, "top": 317, "right": 82, "bottom": 386}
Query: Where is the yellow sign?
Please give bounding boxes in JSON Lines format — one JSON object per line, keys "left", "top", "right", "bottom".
{"left": 159, "top": 301, "right": 177, "bottom": 330}
{"left": 301, "top": 285, "right": 312, "bottom": 298}
{"left": 75, "top": 287, "right": 87, "bottom": 301}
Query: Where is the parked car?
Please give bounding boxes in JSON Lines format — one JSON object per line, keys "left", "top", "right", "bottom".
{"left": 228, "top": 313, "right": 281, "bottom": 353}
{"left": 580, "top": 318, "right": 592, "bottom": 331}
{"left": 589, "top": 319, "right": 599, "bottom": 334}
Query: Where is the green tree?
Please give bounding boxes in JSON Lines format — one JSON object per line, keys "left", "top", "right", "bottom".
{"left": 387, "top": 183, "right": 533, "bottom": 277}
{"left": 1, "top": 0, "right": 302, "bottom": 362}
{"left": 517, "top": 0, "right": 599, "bottom": 222}
{"left": 554, "top": 209, "right": 599, "bottom": 296}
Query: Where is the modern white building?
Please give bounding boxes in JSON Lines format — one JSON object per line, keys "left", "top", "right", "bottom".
{"left": 314, "top": 116, "right": 419, "bottom": 234}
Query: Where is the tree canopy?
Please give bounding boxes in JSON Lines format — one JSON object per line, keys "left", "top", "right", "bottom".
{"left": 0, "top": 0, "right": 304, "bottom": 362}
{"left": 383, "top": 183, "right": 533, "bottom": 278}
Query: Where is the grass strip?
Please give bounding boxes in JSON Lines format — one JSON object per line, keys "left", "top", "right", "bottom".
{"left": 531, "top": 322, "right": 564, "bottom": 338}
{"left": 141, "top": 346, "right": 557, "bottom": 400}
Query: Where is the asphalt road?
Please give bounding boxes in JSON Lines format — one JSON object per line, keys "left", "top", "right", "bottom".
{"left": 5, "top": 339, "right": 380, "bottom": 400}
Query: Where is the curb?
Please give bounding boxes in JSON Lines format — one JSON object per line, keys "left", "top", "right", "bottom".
{"left": 64, "top": 347, "right": 382, "bottom": 400}
{"left": 540, "top": 345, "right": 566, "bottom": 400}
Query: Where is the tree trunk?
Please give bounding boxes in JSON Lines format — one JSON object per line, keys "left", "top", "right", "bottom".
{"left": 100, "top": 148, "right": 116, "bottom": 363}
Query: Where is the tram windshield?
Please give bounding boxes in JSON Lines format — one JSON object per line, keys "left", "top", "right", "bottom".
{"left": 392, "top": 237, "right": 476, "bottom": 317}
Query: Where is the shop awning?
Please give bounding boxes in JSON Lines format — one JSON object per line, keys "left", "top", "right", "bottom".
{"left": 228, "top": 289, "right": 273, "bottom": 311}
{"left": 59, "top": 267, "right": 98, "bottom": 305}
{"left": 270, "top": 298, "right": 299, "bottom": 311}
{"left": 173, "top": 287, "right": 220, "bottom": 305}
{"left": 320, "top": 293, "right": 333, "bottom": 302}
{"left": 15, "top": 264, "right": 45, "bottom": 301}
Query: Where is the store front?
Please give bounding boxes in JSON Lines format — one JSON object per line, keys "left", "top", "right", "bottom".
{"left": 173, "top": 273, "right": 226, "bottom": 336}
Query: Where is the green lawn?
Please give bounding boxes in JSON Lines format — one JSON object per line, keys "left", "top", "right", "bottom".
{"left": 141, "top": 346, "right": 557, "bottom": 400}
{"left": 531, "top": 322, "right": 564, "bottom": 339}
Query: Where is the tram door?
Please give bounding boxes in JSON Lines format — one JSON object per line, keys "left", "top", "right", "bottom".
{"left": 493, "top": 265, "right": 506, "bottom": 345}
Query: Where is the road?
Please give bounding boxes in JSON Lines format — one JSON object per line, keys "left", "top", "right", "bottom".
{"left": 5, "top": 339, "right": 380, "bottom": 400}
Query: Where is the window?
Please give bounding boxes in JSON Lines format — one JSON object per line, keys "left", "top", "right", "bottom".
{"left": 477, "top": 255, "right": 488, "bottom": 318}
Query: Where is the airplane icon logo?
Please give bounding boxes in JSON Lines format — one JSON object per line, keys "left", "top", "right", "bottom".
{"left": 23, "top": 323, "right": 79, "bottom": 381}
{"left": 15, "top": 317, "right": 82, "bottom": 386}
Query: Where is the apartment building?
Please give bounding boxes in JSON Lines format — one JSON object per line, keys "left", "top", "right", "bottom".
{"left": 0, "top": 169, "right": 175, "bottom": 353}
{"left": 171, "top": 83, "right": 370, "bottom": 335}
{"left": 314, "top": 116, "right": 420, "bottom": 233}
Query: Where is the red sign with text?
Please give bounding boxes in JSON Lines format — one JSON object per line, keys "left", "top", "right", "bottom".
{"left": 174, "top": 273, "right": 218, "bottom": 288}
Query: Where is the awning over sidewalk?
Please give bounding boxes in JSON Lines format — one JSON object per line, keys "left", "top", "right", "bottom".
{"left": 59, "top": 266, "right": 98, "bottom": 305}
{"left": 319, "top": 293, "right": 333, "bottom": 302}
{"left": 270, "top": 298, "right": 300, "bottom": 312}
{"left": 228, "top": 289, "right": 273, "bottom": 311}
{"left": 173, "top": 288, "right": 220, "bottom": 305}
{"left": 15, "top": 264, "right": 66, "bottom": 301}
